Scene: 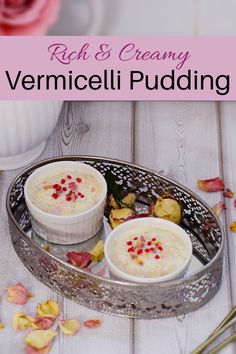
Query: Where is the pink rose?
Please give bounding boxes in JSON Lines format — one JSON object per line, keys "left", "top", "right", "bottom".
{"left": 0, "top": 0, "right": 61, "bottom": 35}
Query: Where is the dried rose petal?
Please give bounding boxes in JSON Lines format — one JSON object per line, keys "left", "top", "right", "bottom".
{"left": 230, "top": 222, "right": 236, "bottom": 232}
{"left": 59, "top": 319, "right": 80, "bottom": 335}
{"left": 43, "top": 185, "right": 53, "bottom": 191}
{"left": 37, "top": 300, "right": 59, "bottom": 319}
{"left": 67, "top": 252, "right": 92, "bottom": 268}
{"left": 153, "top": 197, "right": 181, "bottom": 224}
{"left": 0, "top": 323, "right": 5, "bottom": 330}
{"left": 25, "top": 345, "right": 52, "bottom": 354}
{"left": 223, "top": 188, "right": 234, "bottom": 198}
{"left": 25, "top": 329, "right": 57, "bottom": 350}
{"left": 12, "top": 312, "right": 34, "bottom": 331}
{"left": 212, "top": 201, "right": 227, "bottom": 217}
{"left": 68, "top": 182, "right": 78, "bottom": 191}
{"left": 7, "top": 283, "right": 30, "bottom": 305}
{"left": 32, "top": 317, "right": 55, "bottom": 330}
{"left": 89, "top": 240, "right": 104, "bottom": 262}
{"left": 197, "top": 177, "right": 224, "bottom": 192}
{"left": 136, "top": 213, "right": 150, "bottom": 218}
{"left": 109, "top": 208, "right": 136, "bottom": 229}
{"left": 83, "top": 319, "right": 101, "bottom": 328}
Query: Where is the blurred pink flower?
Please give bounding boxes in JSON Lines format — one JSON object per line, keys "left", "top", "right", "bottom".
{"left": 0, "top": 0, "right": 61, "bottom": 35}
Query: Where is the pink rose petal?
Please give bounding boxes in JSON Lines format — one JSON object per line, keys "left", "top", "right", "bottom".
{"left": 212, "top": 201, "right": 227, "bottom": 217}
{"left": 84, "top": 319, "right": 102, "bottom": 328}
{"left": 32, "top": 317, "right": 55, "bottom": 330}
{"left": 67, "top": 252, "right": 92, "bottom": 269}
{"left": 7, "top": 283, "right": 30, "bottom": 305}
{"left": 197, "top": 177, "right": 224, "bottom": 192}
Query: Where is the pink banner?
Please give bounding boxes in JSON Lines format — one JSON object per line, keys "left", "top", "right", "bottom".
{"left": 0, "top": 36, "right": 235, "bottom": 100}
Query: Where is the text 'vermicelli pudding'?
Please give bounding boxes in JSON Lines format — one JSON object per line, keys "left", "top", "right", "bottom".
{"left": 108, "top": 226, "right": 190, "bottom": 278}
{"left": 28, "top": 170, "right": 103, "bottom": 216}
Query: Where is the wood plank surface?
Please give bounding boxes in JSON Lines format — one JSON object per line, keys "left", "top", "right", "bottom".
{"left": 219, "top": 102, "right": 236, "bottom": 301}
{"left": 0, "top": 101, "right": 133, "bottom": 354}
{"left": 0, "top": 101, "right": 235, "bottom": 353}
{"left": 134, "top": 101, "right": 234, "bottom": 354}
{"left": 53, "top": 0, "right": 236, "bottom": 36}
{"left": 198, "top": 0, "right": 236, "bottom": 35}
{"left": 108, "top": 0, "right": 195, "bottom": 35}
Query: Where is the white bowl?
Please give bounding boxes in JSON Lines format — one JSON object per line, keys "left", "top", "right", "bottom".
{"left": 104, "top": 217, "right": 192, "bottom": 283}
{"left": 24, "top": 161, "right": 107, "bottom": 244}
{"left": 0, "top": 101, "right": 63, "bottom": 170}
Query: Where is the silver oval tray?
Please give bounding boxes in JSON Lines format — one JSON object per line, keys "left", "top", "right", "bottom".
{"left": 6, "top": 156, "right": 224, "bottom": 319}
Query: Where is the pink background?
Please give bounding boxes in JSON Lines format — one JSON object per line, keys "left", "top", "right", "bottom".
{"left": 0, "top": 36, "right": 234, "bottom": 100}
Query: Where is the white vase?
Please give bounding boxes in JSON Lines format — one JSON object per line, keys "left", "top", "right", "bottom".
{"left": 0, "top": 101, "right": 63, "bottom": 170}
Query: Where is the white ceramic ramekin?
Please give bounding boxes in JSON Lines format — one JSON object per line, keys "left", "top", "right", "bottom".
{"left": 104, "top": 217, "right": 192, "bottom": 283}
{"left": 24, "top": 161, "right": 107, "bottom": 245}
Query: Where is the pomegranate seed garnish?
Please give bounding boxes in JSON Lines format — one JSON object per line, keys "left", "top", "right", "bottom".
{"left": 53, "top": 184, "right": 59, "bottom": 189}
{"left": 67, "top": 175, "right": 72, "bottom": 179}
{"left": 128, "top": 247, "right": 134, "bottom": 253}
{"left": 152, "top": 237, "right": 156, "bottom": 241}
{"left": 81, "top": 194, "right": 85, "bottom": 198}
{"left": 158, "top": 246, "right": 163, "bottom": 251}
{"left": 63, "top": 187, "right": 67, "bottom": 192}
{"left": 150, "top": 247, "right": 154, "bottom": 252}
{"left": 68, "top": 190, "right": 73, "bottom": 195}
{"left": 145, "top": 249, "right": 150, "bottom": 253}
{"left": 127, "top": 241, "right": 132, "bottom": 246}
{"left": 155, "top": 255, "right": 160, "bottom": 259}
{"left": 137, "top": 249, "right": 143, "bottom": 255}
{"left": 52, "top": 193, "right": 58, "bottom": 199}
{"left": 76, "top": 178, "right": 82, "bottom": 183}
{"left": 147, "top": 241, "right": 152, "bottom": 246}
{"left": 61, "top": 178, "right": 66, "bottom": 184}
{"left": 133, "top": 237, "right": 138, "bottom": 240}
{"left": 66, "top": 196, "right": 72, "bottom": 201}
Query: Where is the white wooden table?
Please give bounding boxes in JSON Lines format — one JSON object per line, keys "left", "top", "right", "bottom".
{"left": 50, "top": 0, "right": 236, "bottom": 36}
{"left": 0, "top": 101, "right": 236, "bottom": 354}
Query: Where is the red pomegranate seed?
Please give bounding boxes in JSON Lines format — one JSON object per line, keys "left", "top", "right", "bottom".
{"left": 158, "top": 246, "right": 163, "bottom": 251}
{"left": 52, "top": 193, "right": 58, "bottom": 199}
{"left": 133, "top": 237, "right": 138, "bottom": 240}
{"left": 147, "top": 241, "right": 152, "bottom": 246}
{"left": 152, "top": 237, "right": 156, "bottom": 241}
{"left": 67, "top": 175, "right": 72, "bottom": 179}
{"left": 145, "top": 249, "right": 150, "bottom": 253}
{"left": 137, "top": 249, "right": 143, "bottom": 255}
{"left": 155, "top": 255, "right": 160, "bottom": 259}
{"left": 150, "top": 247, "right": 154, "bottom": 252}
{"left": 63, "top": 187, "right": 67, "bottom": 192}
{"left": 76, "top": 177, "right": 82, "bottom": 183}
{"left": 66, "top": 196, "right": 72, "bottom": 201}
{"left": 128, "top": 247, "right": 134, "bottom": 253}
{"left": 81, "top": 194, "right": 85, "bottom": 198}
{"left": 53, "top": 184, "right": 59, "bottom": 189}
{"left": 127, "top": 241, "right": 132, "bottom": 246}
{"left": 61, "top": 178, "right": 66, "bottom": 184}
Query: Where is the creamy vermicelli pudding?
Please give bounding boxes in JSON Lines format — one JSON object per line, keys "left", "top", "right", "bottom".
{"left": 28, "top": 170, "right": 103, "bottom": 216}
{"left": 109, "top": 226, "right": 190, "bottom": 278}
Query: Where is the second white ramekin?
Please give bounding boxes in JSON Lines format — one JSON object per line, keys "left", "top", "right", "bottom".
{"left": 104, "top": 217, "right": 192, "bottom": 283}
